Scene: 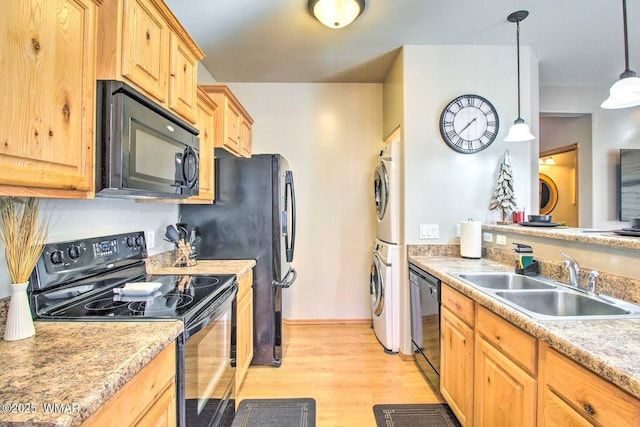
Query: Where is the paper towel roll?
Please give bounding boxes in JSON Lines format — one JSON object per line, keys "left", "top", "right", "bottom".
{"left": 460, "top": 219, "right": 482, "bottom": 259}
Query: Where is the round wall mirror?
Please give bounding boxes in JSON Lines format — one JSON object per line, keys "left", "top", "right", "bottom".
{"left": 539, "top": 173, "right": 558, "bottom": 215}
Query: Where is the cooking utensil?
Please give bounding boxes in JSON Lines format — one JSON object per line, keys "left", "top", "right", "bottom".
{"left": 164, "top": 224, "right": 180, "bottom": 243}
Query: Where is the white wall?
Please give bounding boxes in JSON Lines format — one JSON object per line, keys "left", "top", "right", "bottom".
{"left": 540, "top": 86, "right": 640, "bottom": 229}
{"left": 226, "top": 83, "right": 381, "bottom": 321}
{"left": 0, "top": 198, "right": 178, "bottom": 298}
{"left": 402, "top": 45, "right": 539, "bottom": 244}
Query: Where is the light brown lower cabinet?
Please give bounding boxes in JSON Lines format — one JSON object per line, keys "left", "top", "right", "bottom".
{"left": 441, "top": 284, "right": 475, "bottom": 426}
{"left": 82, "top": 342, "right": 176, "bottom": 426}
{"left": 474, "top": 307, "right": 537, "bottom": 427}
{"left": 440, "top": 283, "right": 640, "bottom": 427}
{"left": 236, "top": 270, "right": 254, "bottom": 394}
{"left": 539, "top": 344, "right": 640, "bottom": 426}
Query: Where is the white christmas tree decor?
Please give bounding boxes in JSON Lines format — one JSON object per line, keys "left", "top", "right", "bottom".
{"left": 489, "top": 149, "right": 517, "bottom": 223}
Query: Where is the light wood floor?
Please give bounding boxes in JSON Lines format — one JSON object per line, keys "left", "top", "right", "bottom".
{"left": 237, "top": 322, "right": 442, "bottom": 426}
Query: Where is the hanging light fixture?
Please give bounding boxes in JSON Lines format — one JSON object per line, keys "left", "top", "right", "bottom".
{"left": 601, "top": 0, "right": 640, "bottom": 109}
{"left": 308, "top": 0, "right": 365, "bottom": 29}
{"left": 504, "top": 10, "right": 535, "bottom": 142}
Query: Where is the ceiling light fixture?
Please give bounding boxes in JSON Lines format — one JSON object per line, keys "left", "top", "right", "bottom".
{"left": 504, "top": 10, "right": 535, "bottom": 142}
{"left": 308, "top": 0, "right": 365, "bottom": 29}
{"left": 601, "top": 0, "right": 640, "bottom": 109}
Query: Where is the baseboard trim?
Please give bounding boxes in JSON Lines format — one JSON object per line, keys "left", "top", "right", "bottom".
{"left": 399, "top": 351, "right": 415, "bottom": 362}
{"left": 283, "top": 318, "right": 372, "bottom": 326}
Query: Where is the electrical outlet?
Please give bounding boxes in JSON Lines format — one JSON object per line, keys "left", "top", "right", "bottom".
{"left": 456, "top": 224, "right": 461, "bottom": 238}
{"left": 496, "top": 234, "right": 507, "bottom": 245}
{"left": 146, "top": 230, "right": 155, "bottom": 249}
{"left": 483, "top": 232, "right": 493, "bottom": 243}
{"left": 419, "top": 224, "right": 439, "bottom": 239}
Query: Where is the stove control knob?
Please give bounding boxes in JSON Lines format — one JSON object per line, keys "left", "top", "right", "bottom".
{"left": 68, "top": 245, "right": 82, "bottom": 260}
{"left": 135, "top": 236, "right": 145, "bottom": 247}
{"left": 50, "top": 250, "right": 64, "bottom": 265}
{"left": 126, "top": 236, "right": 137, "bottom": 248}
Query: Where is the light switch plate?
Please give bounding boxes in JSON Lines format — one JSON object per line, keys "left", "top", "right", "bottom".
{"left": 496, "top": 234, "right": 507, "bottom": 245}
{"left": 419, "top": 224, "right": 439, "bottom": 239}
{"left": 483, "top": 232, "right": 493, "bottom": 243}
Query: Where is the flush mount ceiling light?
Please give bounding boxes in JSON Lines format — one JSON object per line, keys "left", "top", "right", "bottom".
{"left": 504, "top": 10, "right": 535, "bottom": 142}
{"left": 601, "top": 0, "right": 640, "bottom": 109}
{"left": 309, "top": 0, "right": 365, "bottom": 29}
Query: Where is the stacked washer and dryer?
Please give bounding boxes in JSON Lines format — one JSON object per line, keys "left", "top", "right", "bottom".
{"left": 370, "top": 141, "right": 401, "bottom": 353}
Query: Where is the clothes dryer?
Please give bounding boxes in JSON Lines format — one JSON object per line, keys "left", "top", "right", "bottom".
{"left": 369, "top": 239, "right": 400, "bottom": 353}
{"left": 374, "top": 141, "right": 400, "bottom": 244}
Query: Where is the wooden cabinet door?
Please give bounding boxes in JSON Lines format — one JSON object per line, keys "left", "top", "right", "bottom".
{"left": 236, "top": 271, "right": 254, "bottom": 393}
{"left": 122, "top": 0, "right": 168, "bottom": 103}
{"left": 240, "top": 119, "right": 252, "bottom": 158}
{"left": 184, "top": 88, "right": 215, "bottom": 203}
{"left": 224, "top": 99, "right": 242, "bottom": 155}
{"left": 169, "top": 32, "right": 198, "bottom": 124}
{"left": 474, "top": 336, "right": 536, "bottom": 427}
{"left": 441, "top": 306, "right": 474, "bottom": 426}
{"left": 0, "top": 0, "right": 97, "bottom": 196}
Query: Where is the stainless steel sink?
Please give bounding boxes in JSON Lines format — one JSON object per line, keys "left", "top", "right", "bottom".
{"left": 455, "top": 272, "right": 555, "bottom": 290}
{"left": 494, "top": 290, "right": 630, "bottom": 317}
{"left": 448, "top": 271, "right": 640, "bottom": 320}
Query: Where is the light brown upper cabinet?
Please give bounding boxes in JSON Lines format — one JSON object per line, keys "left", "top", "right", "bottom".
{"left": 97, "top": 0, "right": 203, "bottom": 124}
{"left": 201, "top": 85, "right": 254, "bottom": 158}
{"left": 183, "top": 87, "right": 217, "bottom": 204}
{"left": 0, "top": 0, "right": 100, "bottom": 198}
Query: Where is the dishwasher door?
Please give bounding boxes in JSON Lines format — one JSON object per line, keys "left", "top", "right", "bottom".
{"left": 409, "top": 263, "right": 441, "bottom": 391}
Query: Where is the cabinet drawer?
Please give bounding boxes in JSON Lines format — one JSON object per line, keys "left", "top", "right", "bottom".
{"left": 476, "top": 306, "right": 537, "bottom": 376}
{"left": 544, "top": 347, "right": 640, "bottom": 426}
{"left": 442, "top": 284, "right": 474, "bottom": 326}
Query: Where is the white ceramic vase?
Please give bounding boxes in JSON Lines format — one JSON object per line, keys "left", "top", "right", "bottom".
{"left": 3, "top": 282, "right": 35, "bottom": 341}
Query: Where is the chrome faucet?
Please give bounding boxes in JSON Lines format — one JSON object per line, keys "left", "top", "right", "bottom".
{"left": 561, "top": 251, "right": 581, "bottom": 289}
{"left": 587, "top": 270, "right": 600, "bottom": 295}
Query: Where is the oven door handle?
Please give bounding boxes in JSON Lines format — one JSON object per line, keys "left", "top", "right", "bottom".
{"left": 184, "top": 285, "right": 237, "bottom": 339}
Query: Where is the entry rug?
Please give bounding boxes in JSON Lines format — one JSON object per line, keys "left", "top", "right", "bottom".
{"left": 231, "top": 398, "right": 316, "bottom": 427}
{"left": 373, "top": 403, "right": 461, "bottom": 427}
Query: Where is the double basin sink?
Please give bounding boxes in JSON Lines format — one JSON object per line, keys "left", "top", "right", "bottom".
{"left": 448, "top": 271, "right": 640, "bottom": 320}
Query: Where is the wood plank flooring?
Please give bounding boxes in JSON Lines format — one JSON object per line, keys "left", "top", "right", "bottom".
{"left": 237, "top": 322, "right": 443, "bottom": 426}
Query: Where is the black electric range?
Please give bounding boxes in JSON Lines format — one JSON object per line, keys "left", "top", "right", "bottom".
{"left": 28, "top": 231, "right": 238, "bottom": 427}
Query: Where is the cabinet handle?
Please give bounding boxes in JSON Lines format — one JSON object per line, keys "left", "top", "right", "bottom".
{"left": 583, "top": 403, "right": 596, "bottom": 416}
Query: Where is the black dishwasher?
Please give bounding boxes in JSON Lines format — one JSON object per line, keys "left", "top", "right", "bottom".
{"left": 409, "top": 263, "right": 441, "bottom": 392}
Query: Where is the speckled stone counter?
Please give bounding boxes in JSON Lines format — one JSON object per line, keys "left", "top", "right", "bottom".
{"left": 483, "top": 223, "right": 640, "bottom": 250}
{"left": 145, "top": 252, "right": 255, "bottom": 277}
{"left": 0, "top": 320, "right": 182, "bottom": 427}
{"left": 409, "top": 255, "right": 640, "bottom": 400}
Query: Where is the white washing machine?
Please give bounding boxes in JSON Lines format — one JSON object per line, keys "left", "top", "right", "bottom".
{"left": 374, "top": 141, "right": 400, "bottom": 245}
{"left": 370, "top": 239, "right": 400, "bottom": 353}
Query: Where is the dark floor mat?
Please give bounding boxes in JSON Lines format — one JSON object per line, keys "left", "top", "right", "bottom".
{"left": 373, "top": 403, "right": 461, "bottom": 427}
{"left": 231, "top": 398, "right": 316, "bottom": 427}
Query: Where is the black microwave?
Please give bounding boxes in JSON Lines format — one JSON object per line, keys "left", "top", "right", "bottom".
{"left": 96, "top": 80, "right": 199, "bottom": 199}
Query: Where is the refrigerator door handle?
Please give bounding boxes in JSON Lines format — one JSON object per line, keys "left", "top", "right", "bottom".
{"left": 285, "top": 171, "right": 296, "bottom": 262}
{"left": 273, "top": 267, "right": 297, "bottom": 288}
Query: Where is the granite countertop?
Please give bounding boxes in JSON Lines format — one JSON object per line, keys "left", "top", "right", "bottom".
{"left": 483, "top": 223, "right": 640, "bottom": 250}
{"left": 410, "top": 255, "right": 640, "bottom": 400}
{"left": 0, "top": 320, "right": 182, "bottom": 427}
{"left": 145, "top": 256, "right": 255, "bottom": 278}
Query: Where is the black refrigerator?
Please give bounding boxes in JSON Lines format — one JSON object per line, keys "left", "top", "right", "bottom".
{"left": 180, "top": 154, "right": 297, "bottom": 367}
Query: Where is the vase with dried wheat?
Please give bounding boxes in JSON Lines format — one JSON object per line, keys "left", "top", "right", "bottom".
{"left": 1, "top": 197, "right": 49, "bottom": 341}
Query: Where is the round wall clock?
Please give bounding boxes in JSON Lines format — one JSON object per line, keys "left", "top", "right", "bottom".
{"left": 439, "top": 94, "right": 499, "bottom": 154}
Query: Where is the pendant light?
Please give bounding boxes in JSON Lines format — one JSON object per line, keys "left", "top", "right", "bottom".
{"left": 601, "top": 0, "right": 640, "bottom": 109}
{"left": 504, "top": 10, "right": 535, "bottom": 142}
{"left": 309, "top": 0, "right": 365, "bottom": 29}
